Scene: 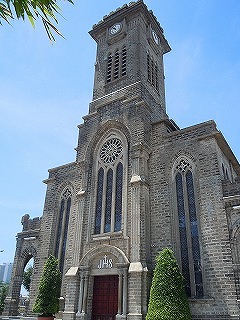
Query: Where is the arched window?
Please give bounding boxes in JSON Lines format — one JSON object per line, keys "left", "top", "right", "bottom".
{"left": 94, "top": 137, "right": 124, "bottom": 234}
{"left": 105, "top": 168, "right": 113, "bottom": 232}
{"left": 115, "top": 162, "right": 123, "bottom": 232}
{"left": 55, "top": 188, "right": 72, "bottom": 273}
{"left": 231, "top": 227, "right": 240, "bottom": 299}
{"left": 95, "top": 168, "right": 104, "bottom": 234}
{"left": 175, "top": 159, "right": 203, "bottom": 298}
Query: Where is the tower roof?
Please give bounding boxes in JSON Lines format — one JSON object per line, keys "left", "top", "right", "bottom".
{"left": 89, "top": 0, "right": 171, "bottom": 54}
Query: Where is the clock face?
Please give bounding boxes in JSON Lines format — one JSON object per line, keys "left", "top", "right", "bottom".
{"left": 110, "top": 23, "right": 122, "bottom": 35}
{"left": 152, "top": 30, "right": 159, "bottom": 44}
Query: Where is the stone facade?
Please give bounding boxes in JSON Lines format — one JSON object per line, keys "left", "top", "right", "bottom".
{"left": 4, "top": 1, "right": 240, "bottom": 320}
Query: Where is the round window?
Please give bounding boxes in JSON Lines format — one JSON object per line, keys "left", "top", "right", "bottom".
{"left": 100, "top": 138, "right": 123, "bottom": 164}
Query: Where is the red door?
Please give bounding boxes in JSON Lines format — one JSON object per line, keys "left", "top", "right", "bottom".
{"left": 92, "top": 275, "right": 118, "bottom": 320}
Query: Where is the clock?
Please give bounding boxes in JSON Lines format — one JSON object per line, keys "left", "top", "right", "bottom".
{"left": 110, "top": 23, "right": 122, "bottom": 35}
{"left": 152, "top": 30, "right": 159, "bottom": 44}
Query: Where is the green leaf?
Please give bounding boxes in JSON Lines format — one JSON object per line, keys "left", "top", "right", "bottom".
{"left": 0, "top": 0, "right": 74, "bottom": 41}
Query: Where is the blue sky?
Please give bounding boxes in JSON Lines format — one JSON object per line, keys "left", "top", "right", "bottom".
{"left": 0, "top": 0, "right": 240, "bottom": 264}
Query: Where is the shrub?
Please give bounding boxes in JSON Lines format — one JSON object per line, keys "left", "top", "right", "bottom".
{"left": 0, "top": 282, "right": 9, "bottom": 314}
{"left": 32, "top": 255, "right": 61, "bottom": 317}
{"left": 146, "top": 248, "right": 191, "bottom": 320}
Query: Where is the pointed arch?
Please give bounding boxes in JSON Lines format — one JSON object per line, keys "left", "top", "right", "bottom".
{"left": 230, "top": 220, "right": 240, "bottom": 298}
{"left": 173, "top": 156, "right": 203, "bottom": 298}
{"left": 80, "top": 245, "right": 129, "bottom": 268}
{"left": 55, "top": 186, "right": 73, "bottom": 273}
{"left": 90, "top": 128, "right": 128, "bottom": 237}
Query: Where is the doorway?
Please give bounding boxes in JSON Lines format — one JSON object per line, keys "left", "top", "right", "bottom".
{"left": 92, "top": 275, "right": 118, "bottom": 320}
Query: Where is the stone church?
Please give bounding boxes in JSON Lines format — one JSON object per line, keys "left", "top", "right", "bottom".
{"left": 4, "top": 1, "right": 240, "bottom": 319}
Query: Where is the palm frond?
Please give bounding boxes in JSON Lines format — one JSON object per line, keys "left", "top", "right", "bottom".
{"left": 0, "top": 0, "right": 74, "bottom": 41}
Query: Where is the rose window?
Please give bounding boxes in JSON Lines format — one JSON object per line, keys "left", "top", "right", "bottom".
{"left": 100, "top": 138, "right": 123, "bottom": 164}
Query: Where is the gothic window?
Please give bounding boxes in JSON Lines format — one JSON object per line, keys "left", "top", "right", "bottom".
{"left": 175, "top": 159, "right": 203, "bottom": 298}
{"left": 115, "top": 162, "right": 123, "bottom": 232}
{"left": 231, "top": 227, "right": 240, "bottom": 299}
{"left": 105, "top": 168, "right": 113, "bottom": 232}
{"left": 94, "top": 137, "right": 124, "bottom": 234}
{"left": 147, "top": 52, "right": 159, "bottom": 92}
{"left": 106, "top": 46, "right": 127, "bottom": 83}
{"left": 55, "top": 188, "right": 72, "bottom": 273}
{"left": 95, "top": 168, "right": 104, "bottom": 234}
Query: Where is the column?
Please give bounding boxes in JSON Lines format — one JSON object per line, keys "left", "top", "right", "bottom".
{"left": 76, "top": 274, "right": 84, "bottom": 318}
{"left": 129, "top": 143, "right": 150, "bottom": 263}
{"left": 73, "top": 190, "right": 85, "bottom": 265}
{"left": 116, "top": 266, "right": 128, "bottom": 320}
{"left": 122, "top": 268, "right": 128, "bottom": 317}
{"left": 117, "top": 271, "right": 123, "bottom": 315}
{"left": 63, "top": 267, "right": 79, "bottom": 320}
{"left": 82, "top": 272, "right": 89, "bottom": 314}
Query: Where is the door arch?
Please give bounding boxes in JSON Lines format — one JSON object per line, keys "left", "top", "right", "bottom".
{"left": 64, "top": 245, "right": 129, "bottom": 320}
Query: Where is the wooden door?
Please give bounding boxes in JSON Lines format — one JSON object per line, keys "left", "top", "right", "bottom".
{"left": 92, "top": 275, "right": 118, "bottom": 320}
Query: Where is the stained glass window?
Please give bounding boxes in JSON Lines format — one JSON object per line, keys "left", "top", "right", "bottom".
{"left": 55, "top": 199, "right": 64, "bottom": 257}
{"left": 115, "top": 163, "right": 123, "bottom": 231}
{"left": 176, "top": 173, "right": 191, "bottom": 296}
{"left": 59, "top": 197, "right": 71, "bottom": 273}
{"left": 105, "top": 169, "right": 113, "bottom": 233}
{"left": 175, "top": 166, "right": 203, "bottom": 298}
{"left": 95, "top": 168, "right": 104, "bottom": 234}
{"left": 55, "top": 189, "right": 72, "bottom": 274}
{"left": 186, "top": 170, "right": 203, "bottom": 297}
{"left": 100, "top": 138, "right": 123, "bottom": 164}
{"left": 94, "top": 137, "right": 124, "bottom": 235}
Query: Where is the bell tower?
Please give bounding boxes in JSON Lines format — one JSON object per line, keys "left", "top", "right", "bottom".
{"left": 89, "top": 0, "right": 171, "bottom": 121}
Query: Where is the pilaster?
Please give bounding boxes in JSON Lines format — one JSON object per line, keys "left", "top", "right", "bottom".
{"left": 63, "top": 267, "right": 79, "bottom": 320}
{"left": 130, "top": 143, "right": 150, "bottom": 263}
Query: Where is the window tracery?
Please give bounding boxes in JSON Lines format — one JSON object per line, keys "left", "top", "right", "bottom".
{"left": 94, "top": 137, "right": 124, "bottom": 235}
{"left": 231, "top": 222, "right": 240, "bottom": 299}
{"left": 175, "top": 159, "right": 203, "bottom": 298}
{"left": 55, "top": 187, "right": 72, "bottom": 273}
{"left": 100, "top": 137, "right": 123, "bottom": 164}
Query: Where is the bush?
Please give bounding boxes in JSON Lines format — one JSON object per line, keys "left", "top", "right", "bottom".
{"left": 146, "top": 248, "right": 191, "bottom": 320}
{"left": 32, "top": 255, "right": 61, "bottom": 317}
{"left": 0, "top": 282, "right": 9, "bottom": 314}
